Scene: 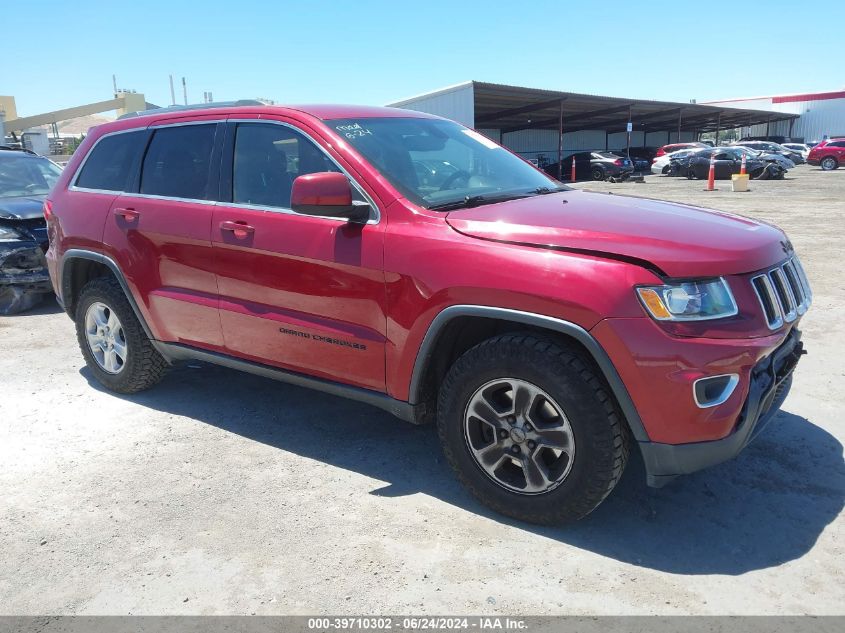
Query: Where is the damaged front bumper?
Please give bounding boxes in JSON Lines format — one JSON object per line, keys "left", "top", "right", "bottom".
{"left": 639, "top": 328, "right": 805, "bottom": 487}
{"left": 0, "top": 239, "right": 52, "bottom": 314}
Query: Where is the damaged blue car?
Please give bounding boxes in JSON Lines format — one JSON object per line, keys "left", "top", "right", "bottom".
{"left": 0, "top": 148, "right": 60, "bottom": 314}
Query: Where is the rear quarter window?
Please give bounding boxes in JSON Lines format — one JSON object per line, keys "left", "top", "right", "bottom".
{"left": 75, "top": 130, "right": 146, "bottom": 192}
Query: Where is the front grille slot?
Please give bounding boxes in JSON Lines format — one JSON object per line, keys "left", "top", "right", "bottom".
{"left": 792, "top": 258, "right": 813, "bottom": 304}
{"left": 751, "top": 256, "right": 811, "bottom": 329}
{"left": 752, "top": 275, "right": 783, "bottom": 328}
{"left": 769, "top": 269, "right": 797, "bottom": 322}
{"left": 782, "top": 261, "right": 807, "bottom": 315}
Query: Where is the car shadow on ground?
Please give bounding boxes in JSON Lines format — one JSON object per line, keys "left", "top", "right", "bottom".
{"left": 81, "top": 361, "right": 844, "bottom": 576}
{"left": 0, "top": 296, "right": 63, "bottom": 317}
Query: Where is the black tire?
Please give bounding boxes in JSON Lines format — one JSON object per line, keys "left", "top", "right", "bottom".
{"left": 820, "top": 157, "right": 839, "bottom": 171}
{"left": 590, "top": 166, "right": 605, "bottom": 181}
{"left": 75, "top": 276, "right": 168, "bottom": 393}
{"left": 437, "top": 333, "right": 629, "bottom": 525}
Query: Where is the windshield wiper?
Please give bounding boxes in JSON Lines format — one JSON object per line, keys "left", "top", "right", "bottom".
{"left": 428, "top": 193, "right": 530, "bottom": 212}
{"left": 530, "top": 186, "right": 567, "bottom": 195}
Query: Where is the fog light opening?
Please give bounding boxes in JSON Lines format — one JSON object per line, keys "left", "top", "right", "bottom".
{"left": 693, "top": 374, "right": 740, "bottom": 409}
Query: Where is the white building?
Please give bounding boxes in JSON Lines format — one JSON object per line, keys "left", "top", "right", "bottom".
{"left": 702, "top": 89, "right": 845, "bottom": 143}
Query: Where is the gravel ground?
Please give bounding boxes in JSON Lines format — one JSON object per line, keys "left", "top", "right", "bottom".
{"left": 1, "top": 165, "right": 843, "bottom": 615}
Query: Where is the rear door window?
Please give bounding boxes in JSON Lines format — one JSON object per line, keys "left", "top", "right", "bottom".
{"left": 140, "top": 124, "right": 217, "bottom": 199}
{"left": 75, "top": 130, "right": 146, "bottom": 192}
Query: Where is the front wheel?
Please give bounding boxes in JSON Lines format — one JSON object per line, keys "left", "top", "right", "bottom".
{"left": 437, "top": 334, "right": 629, "bottom": 524}
{"left": 75, "top": 276, "right": 168, "bottom": 393}
{"left": 820, "top": 157, "right": 839, "bottom": 171}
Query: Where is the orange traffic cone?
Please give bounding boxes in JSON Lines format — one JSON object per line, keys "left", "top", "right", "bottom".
{"left": 706, "top": 152, "right": 716, "bottom": 191}
{"left": 740, "top": 153, "right": 747, "bottom": 175}
{"left": 570, "top": 156, "right": 576, "bottom": 182}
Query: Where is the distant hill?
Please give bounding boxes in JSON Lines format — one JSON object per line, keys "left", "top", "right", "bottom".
{"left": 56, "top": 114, "right": 115, "bottom": 135}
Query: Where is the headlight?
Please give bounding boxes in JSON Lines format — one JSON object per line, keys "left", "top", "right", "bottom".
{"left": 636, "top": 278, "right": 738, "bottom": 321}
{"left": 0, "top": 225, "right": 25, "bottom": 242}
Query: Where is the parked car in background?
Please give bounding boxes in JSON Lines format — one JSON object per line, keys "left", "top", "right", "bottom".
{"left": 611, "top": 147, "right": 656, "bottom": 172}
{"left": 736, "top": 147, "right": 795, "bottom": 171}
{"left": 782, "top": 143, "right": 811, "bottom": 159}
{"left": 684, "top": 147, "right": 785, "bottom": 180}
{"left": 651, "top": 147, "right": 706, "bottom": 174}
{"left": 655, "top": 142, "right": 708, "bottom": 157}
{"left": 544, "top": 151, "right": 633, "bottom": 181}
{"left": 0, "top": 148, "right": 62, "bottom": 314}
{"left": 807, "top": 138, "right": 845, "bottom": 170}
{"left": 732, "top": 141, "right": 804, "bottom": 165}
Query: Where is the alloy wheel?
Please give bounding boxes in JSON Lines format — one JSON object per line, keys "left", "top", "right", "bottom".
{"left": 84, "top": 301, "right": 127, "bottom": 374}
{"left": 463, "top": 378, "right": 575, "bottom": 495}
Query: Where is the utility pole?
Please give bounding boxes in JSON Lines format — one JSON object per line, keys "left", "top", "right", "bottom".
{"left": 182, "top": 77, "right": 188, "bottom": 106}
{"left": 112, "top": 74, "right": 117, "bottom": 95}
{"left": 169, "top": 75, "right": 176, "bottom": 105}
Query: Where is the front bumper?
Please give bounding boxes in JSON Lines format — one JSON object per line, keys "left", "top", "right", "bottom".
{"left": 807, "top": 158, "right": 820, "bottom": 166}
{"left": 0, "top": 240, "right": 52, "bottom": 314}
{"left": 639, "top": 328, "right": 805, "bottom": 487}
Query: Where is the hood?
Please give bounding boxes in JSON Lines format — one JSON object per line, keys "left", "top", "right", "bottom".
{"left": 445, "top": 190, "right": 788, "bottom": 278}
{"left": 0, "top": 195, "right": 46, "bottom": 220}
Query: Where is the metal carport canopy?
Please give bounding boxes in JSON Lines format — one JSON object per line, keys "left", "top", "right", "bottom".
{"left": 471, "top": 81, "right": 797, "bottom": 134}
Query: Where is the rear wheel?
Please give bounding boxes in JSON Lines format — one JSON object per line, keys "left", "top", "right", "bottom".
{"left": 820, "top": 156, "right": 839, "bottom": 171}
{"left": 590, "top": 166, "right": 605, "bottom": 181}
{"left": 437, "top": 333, "right": 629, "bottom": 524}
{"left": 75, "top": 277, "right": 168, "bottom": 393}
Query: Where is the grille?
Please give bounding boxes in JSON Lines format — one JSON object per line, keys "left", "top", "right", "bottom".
{"left": 751, "top": 257, "right": 812, "bottom": 329}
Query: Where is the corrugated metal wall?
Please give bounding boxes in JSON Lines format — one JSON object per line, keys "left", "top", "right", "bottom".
{"left": 489, "top": 128, "right": 694, "bottom": 162}
{"left": 388, "top": 83, "right": 475, "bottom": 127}
{"left": 705, "top": 95, "right": 845, "bottom": 142}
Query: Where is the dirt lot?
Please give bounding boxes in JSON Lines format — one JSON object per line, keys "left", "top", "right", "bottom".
{"left": 1, "top": 165, "right": 843, "bottom": 615}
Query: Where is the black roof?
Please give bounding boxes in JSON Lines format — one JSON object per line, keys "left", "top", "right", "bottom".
{"left": 0, "top": 146, "right": 38, "bottom": 156}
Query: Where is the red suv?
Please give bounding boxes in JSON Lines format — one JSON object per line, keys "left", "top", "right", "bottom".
{"left": 45, "top": 103, "right": 811, "bottom": 524}
{"left": 807, "top": 138, "right": 845, "bottom": 170}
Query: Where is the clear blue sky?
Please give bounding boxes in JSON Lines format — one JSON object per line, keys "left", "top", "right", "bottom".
{"left": 6, "top": 0, "right": 845, "bottom": 117}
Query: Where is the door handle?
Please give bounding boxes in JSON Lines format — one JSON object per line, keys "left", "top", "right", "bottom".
{"left": 220, "top": 220, "right": 255, "bottom": 239}
{"left": 114, "top": 207, "right": 139, "bottom": 222}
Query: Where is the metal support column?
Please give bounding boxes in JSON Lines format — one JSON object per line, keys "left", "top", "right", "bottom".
{"left": 557, "top": 100, "right": 564, "bottom": 181}
{"left": 715, "top": 113, "right": 721, "bottom": 146}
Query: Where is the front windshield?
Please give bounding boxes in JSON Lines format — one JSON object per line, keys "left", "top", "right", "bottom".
{"left": 0, "top": 154, "right": 63, "bottom": 199}
{"left": 330, "top": 117, "right": 564, "bottom": 208}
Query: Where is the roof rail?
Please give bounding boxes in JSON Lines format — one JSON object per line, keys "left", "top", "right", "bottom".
{"left": 118, "top": 99, "right": 267, "bottom": 120}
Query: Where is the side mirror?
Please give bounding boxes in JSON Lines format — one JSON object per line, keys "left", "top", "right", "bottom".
{"left": 290, "top": 172, "right": 370, "bottom": 223}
